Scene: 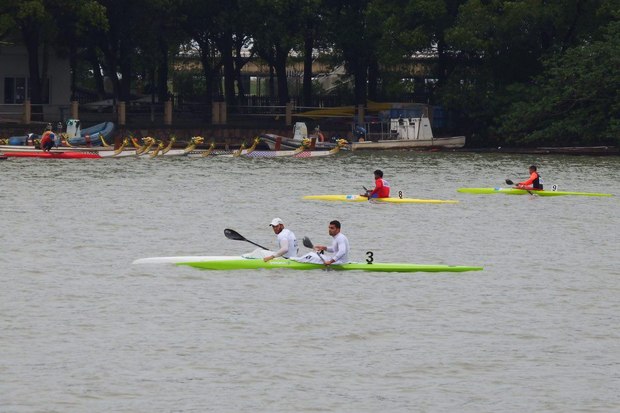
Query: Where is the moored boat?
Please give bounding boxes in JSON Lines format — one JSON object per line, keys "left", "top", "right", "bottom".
{"left": 260, "top": 122, "right": 339, "bottom": 151}
{"left": 65, "top": 120, "right": 115, "bottom": 146}
{"left": 350, "top": 110, "right": 465, "bottom": 151}
{"left": 132, "top": 255, "right": 483, "bottom": 273}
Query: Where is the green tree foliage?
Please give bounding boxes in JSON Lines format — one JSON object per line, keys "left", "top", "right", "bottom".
{"left": 322, "top": 0, "right": 380, "bottom": 105}
{"left": 441, "top": 0, "right": 617, "bottom": 144}
{"left": 2, "top": 0, "right": 617, "bottom": 145}
{"left": 498, "top": 19, "right": 620, "bottom": 145}
{"left": 247, "top": 0, "right": 308, "bottom": 105}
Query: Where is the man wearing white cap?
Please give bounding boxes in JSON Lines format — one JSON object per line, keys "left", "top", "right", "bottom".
{"left": 264, "top": 218, "right": 299, "bottom": 262}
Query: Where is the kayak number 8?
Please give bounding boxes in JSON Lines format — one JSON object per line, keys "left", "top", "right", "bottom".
{"left": 398, "top": 191, "right": 403, "bottom": 199}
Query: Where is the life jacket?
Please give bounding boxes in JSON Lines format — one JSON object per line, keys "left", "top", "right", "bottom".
{"left": 40, "top": 131, "right": 55, "bottom": 146}
{"left": 532, "top": 172, "right": 543, "bottom": 190}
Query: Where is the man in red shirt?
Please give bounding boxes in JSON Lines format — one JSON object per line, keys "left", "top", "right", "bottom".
{"left": 362, "top": 169, "right": 390, "bottom": 198}
{"left": 40, "top": 131, "right": 56, "bottom": 152}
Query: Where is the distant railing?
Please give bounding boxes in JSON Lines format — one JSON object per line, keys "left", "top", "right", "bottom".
{"left": 3, "top": 100, "right": 452, "bottom": 134}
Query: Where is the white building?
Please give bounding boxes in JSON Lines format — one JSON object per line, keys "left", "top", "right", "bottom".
{"left": 0, "top": 44, "right": 70, "bottom": 121}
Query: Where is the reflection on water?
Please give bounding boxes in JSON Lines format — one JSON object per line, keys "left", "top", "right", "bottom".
{"left": 1, "top": 152, "right": 619, "bottom": 412}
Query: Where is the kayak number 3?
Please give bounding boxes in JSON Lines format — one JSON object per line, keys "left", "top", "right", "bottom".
{"left": 366, "top": 251, "right": 374, "bottom": 264}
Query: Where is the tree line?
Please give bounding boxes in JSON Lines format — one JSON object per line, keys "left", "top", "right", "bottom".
{"left": 1, "top": 0, "right": 618, "bottom": 146}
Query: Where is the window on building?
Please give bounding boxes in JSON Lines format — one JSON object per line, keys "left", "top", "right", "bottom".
{"left": 4, "top": 77, "right": 49, "bottom": 104}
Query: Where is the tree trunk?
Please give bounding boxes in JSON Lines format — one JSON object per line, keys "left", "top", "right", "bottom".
{"left": 21, "top": 24, "right": 42, "bottom": 105}
{"left": 274, "top": 47, "right": 289, "bottom": 105}
{"left": 302, "top": 32, "right": 314, "bottom": 106}
{"left": 157, "top": 34, "right": 169, "bottom": 103}
{"left": 353, "top": 57, "right": 367, "bottom": 106}
{"left": 218, "top": 36, "right": 237, "bottom": 106}
{"left": 119, "top": 39, "right": 132, "bottom": 101}
{"left": 367, "top": 55, "right": 378, "bottom": 101}
{"left": 199, "top": 45, "right": 217, "bottom": 121}
{"left": 88, "top": 48, "right": 106, "bottom": 99}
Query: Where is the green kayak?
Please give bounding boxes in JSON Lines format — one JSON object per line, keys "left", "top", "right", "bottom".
{"left": 133, "top": 256, "right": 483, "bottom": 273}
{"left": 457, "top": 187, "right": 613, "bottom": 197}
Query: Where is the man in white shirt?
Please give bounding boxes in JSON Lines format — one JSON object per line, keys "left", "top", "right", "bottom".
{"left": 264, "top": 218, "right": 299, "bottom": 261}
{"left": 314, "top": 220, "right": 350, "bottom": 265}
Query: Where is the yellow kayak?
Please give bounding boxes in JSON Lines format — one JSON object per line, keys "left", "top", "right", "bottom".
{"left": 303, "top": 194, "right": 458, "bottom": 204}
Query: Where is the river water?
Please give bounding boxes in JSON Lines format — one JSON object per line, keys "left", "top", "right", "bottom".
{"left": 1, "top": 151, "right": 619, "bottom": 412}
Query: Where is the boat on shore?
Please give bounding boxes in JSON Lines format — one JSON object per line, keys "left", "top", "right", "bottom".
{"left": 260, "top": 122, "right": 339, "bottom": 151}
{"left": 132, "top": 255, "right": 483, "bottom": 273}
{"left": 64, "top": 120, "right": 115, "bottom": 146}
{"left": 3, "top": 119, "right": 115, "bottom": 147}
{"left": 350, "top": 110, "right": 465, "bottom": 151}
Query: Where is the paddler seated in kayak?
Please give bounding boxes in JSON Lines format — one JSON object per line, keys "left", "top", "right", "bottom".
{"left": 294, "top": 220, "right": 350, "bottom": 265}
{"left": 263, "top": 218, "right": 299, "bottom": 262}
{"left": 361, "top": 169, "right": 390, "bottom": 198}
{"left": 516, "top": 165, "right": 543, "bottom": 190}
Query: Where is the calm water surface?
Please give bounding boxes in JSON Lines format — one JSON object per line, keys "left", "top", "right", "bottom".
{"left": 1, "top": 151, "right": 619, "bottom": 412}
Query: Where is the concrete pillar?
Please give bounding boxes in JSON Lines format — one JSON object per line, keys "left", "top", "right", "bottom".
{"left": 219, "top": 101, "right": 227, "bottom": 124}
{"left": 357, "top": 104, "right": 365, "bottom": 125}
{"left": 164, "top": 100, "right": 172, "bottom": 125}
{"left": 23, "top": 100, "right": 31, "bottom": 124}
{"left": 118, "top": 101, "right": 126, "bottom": 126}
{"left": 285, "top": 102, "right": 293, "bottom": 126}
{"left": 71, "top": 101, "right": 79, "bottom": 119}
{"left": 212, "top": 102, "right": 221, "bottom": 124}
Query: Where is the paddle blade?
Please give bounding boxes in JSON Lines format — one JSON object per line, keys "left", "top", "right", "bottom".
{"left": 302, "top": 236, "right": 314, "bottom": 249}
{"left": 224, "top": 228, "right": 245, "bottom": 241}
{"left": 505, "top": 179, "right": 515, "bottom": 185}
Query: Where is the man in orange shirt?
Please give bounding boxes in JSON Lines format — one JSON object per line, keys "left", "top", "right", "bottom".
{"left": 517, "top": 165, "right": 543, "bottom": 190}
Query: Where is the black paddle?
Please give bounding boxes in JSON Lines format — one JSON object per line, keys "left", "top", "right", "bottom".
{"left": 361, "top": 185, "right": 372, "bottom": 200}
{"left": 302, "top": 236, "right": 331, "bottom": 269}
{"left": 505, "top": 179, "right": 534, "bottom": 195}
{"left": 224, "top": 228, "right": 269, "bottom": 250}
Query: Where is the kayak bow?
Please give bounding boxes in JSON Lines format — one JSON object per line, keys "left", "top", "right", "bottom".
{"left": 133, "top": 256, "right": 482, "bottom": 273}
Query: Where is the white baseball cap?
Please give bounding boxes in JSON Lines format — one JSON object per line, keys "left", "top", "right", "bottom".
{"left": 269, "top": 218, "right": 284, "bottom": 227}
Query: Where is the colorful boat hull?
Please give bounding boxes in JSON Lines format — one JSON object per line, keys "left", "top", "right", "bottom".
{"left": 4, "top": 151, "right": 102, "bottom": 159}
{"left": 457, "top": 188, "right": 613, "bottom": 197}
{"left": 303, "top": 194, "right": 458, "bottom": 204}
{"left": 133, "top": 256, "right": 482, "bottom": 273}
